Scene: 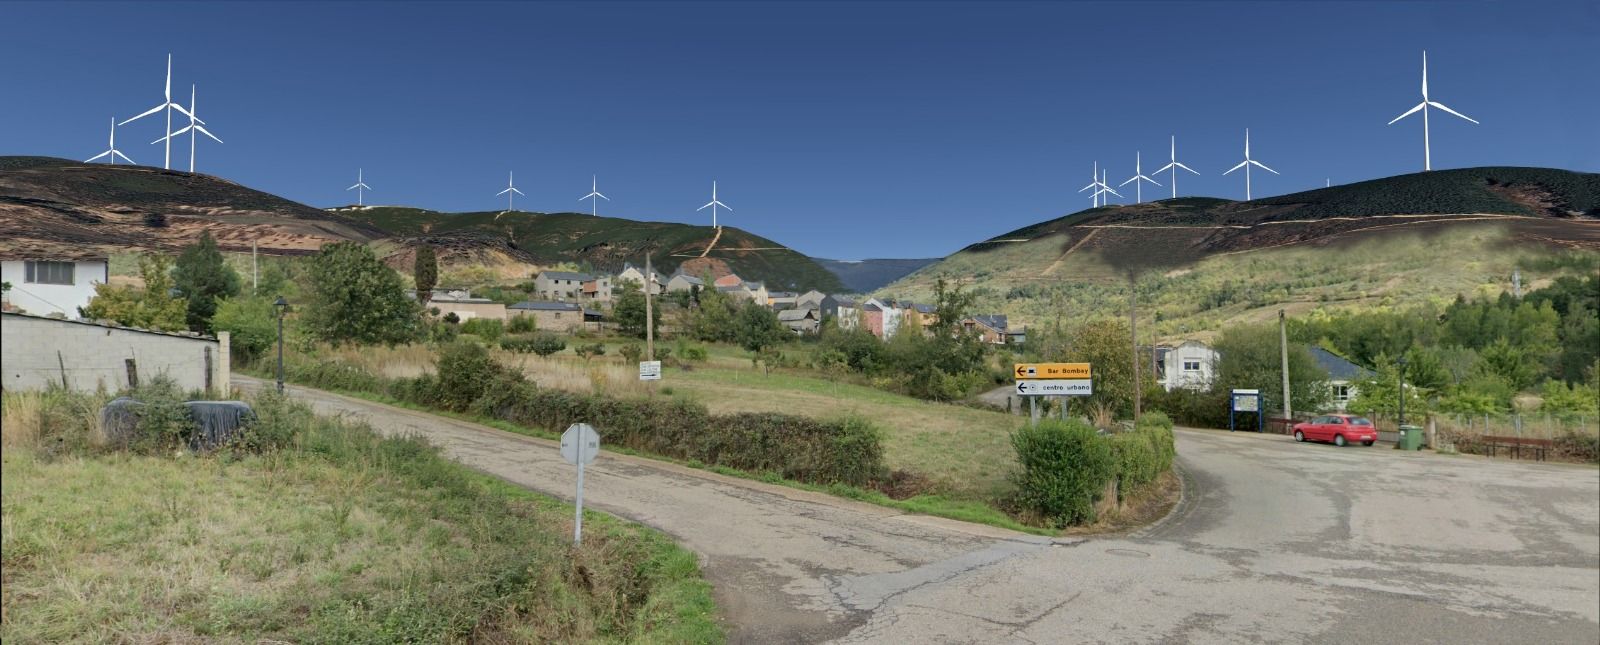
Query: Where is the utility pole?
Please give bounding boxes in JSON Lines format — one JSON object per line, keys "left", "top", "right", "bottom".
{"left": 1280, "top": 308, "right": 1292, "bottom": 420}
{"left": 1130, "top": 275, "right": 1141, "bottom": 422}
{"left": 644, "top": 254, "right": 656, "bottom": 361}
{"left": 251, "top": 239, "right": 258, "bottom": 294}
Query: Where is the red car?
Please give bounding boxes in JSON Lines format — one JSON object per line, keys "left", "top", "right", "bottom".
{"left": 1293, "top": 414, "right": 1379, "bottom": 447}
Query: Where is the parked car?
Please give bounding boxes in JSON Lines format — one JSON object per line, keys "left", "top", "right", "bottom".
{"left": 1292, "top": 414, "right": 1379, "bottom": 447}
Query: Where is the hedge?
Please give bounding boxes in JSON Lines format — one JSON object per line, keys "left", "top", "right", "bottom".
{"left": 1011, "top": 413, "right": 1178, "bottom": 525}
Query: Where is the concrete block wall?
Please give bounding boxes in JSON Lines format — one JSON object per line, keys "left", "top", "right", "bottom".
{"left": 1, "top": 313, "right": 222, "bottom": 394}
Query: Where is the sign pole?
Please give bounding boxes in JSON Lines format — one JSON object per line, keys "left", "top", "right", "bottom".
{"left": 573, "top": 431, "right": 586, "bottom": 545}
{"left": 645, "top": 254, "right": 655, "bottom": 362}
{"left": 1030, "top": 396, "right": 1039, "bottom": 427}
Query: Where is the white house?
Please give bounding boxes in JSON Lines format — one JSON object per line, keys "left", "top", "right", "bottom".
{"left": 666, "top": 273, "right": 705, "bottom": 294}
{"left": 616, "top": 264, "right": 664, "bottom": 295}
{"left": 1156, "top": 340, "right": 1219, "bottom": 392}
{"left": 1310, "top": 347, "right": 1372, "bottom": 411}
{"left": 1, "top": 254, "right": 108, "bottom": 318}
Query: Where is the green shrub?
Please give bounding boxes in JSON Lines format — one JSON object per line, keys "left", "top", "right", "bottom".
{"left": 620, "top": 343, "right": 643, "bottom": 364}
{"left": 675, "top": 340, "right": 708, "bottom": 362}
{"left": 1137, "top": 410, "right": 1174, "bottom": 431}
{"left": 129, "top": 376, "right": 198, "bottom": 452}
{"left": 507, "top": 314, "right": 538, "bottom": 334}
{"left": 1010, "top": 419, "right": 1115, "bottom": 527}
{"left": 498, "top": 332, "right": 567, "bottom": 356}
{"left": 433, "top": 341, "right": 503, "bottom": 412}
{"left": 575, "top": 343, "right": 607, "bottom": 363}
{"left": 287, "top": 359, "right": 387, "bottom": 394}
{"left": 460, "top": 318, "right": 504, "bottom": 341}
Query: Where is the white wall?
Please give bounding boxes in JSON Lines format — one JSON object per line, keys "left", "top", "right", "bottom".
{"left": 2, "top": 313, "right": 221, "bottom": 393}
{"left": 1163, "top": 343, "right": 1219, "bottom": 392}
{"left": 1, "top": 260, "right": 106, "bottom": 318}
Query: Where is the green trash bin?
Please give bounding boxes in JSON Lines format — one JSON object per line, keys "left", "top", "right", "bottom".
{"left": 1396, "top": 425, "right": 1425, "bottom": 451}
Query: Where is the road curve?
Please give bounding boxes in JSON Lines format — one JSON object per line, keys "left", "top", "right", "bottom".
{"left": 241, "top": 376, "right": 1600, "bottom": 644}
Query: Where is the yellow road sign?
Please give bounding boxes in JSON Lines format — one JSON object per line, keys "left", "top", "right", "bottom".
{"left": 1014, "top": 363, "right": 1091, "bottom": 380}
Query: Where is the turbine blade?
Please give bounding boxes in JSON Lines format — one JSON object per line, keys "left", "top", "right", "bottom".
{"left": 120, "top": 104, "right": 164, "bottom": 125}
{"left": 718, "top": 201, "right": 732, "bottom": 212}
{"left": 597, "top": 192, "right": 609, "bottom": 200}
{"left": 1223, "top": 160, "right": 1248, "bottom": 175}
{"left": 1078, "top": 182, "right": 1097, "bottom": 193}
{"left": 171, "top": 103, "right": 198, "bottom": 121}
{"left": 1119, "top": 176, "right": 1138, "bottom": 187}
{"left": 698, "top": 201, "right": 715, "bottom": 211}
{"left": 1174, "top": 162, "right": 1200, "bottom": 175}
{"left": 1251, "top": 160, "right": 1280, "bottom": 174}
{"left": 114, "top": 151, "right": 136, "bottom": 164}
{"left": 1388, "top": 102, "right": 1425, "bottom": 125}
{"left": 86, "top": 151, "right": 111, "bottom": 163}
{"left": 498, "top": 187, "right": 513, "bottom": 196}
{"left": 349, "top": 183, "right": 362, "bottom": 191}
{"left": 1143, "top": 175, "right": 1162, "bottom": 186}
{"left": 1103, "top": 186, "right": 1124, "bottom": 198}
{"left": 194, "top": 125, "right": 223, "bottom": 143}
{"left": 1152, "top": 162, "right": 1176, "bottom": 174}
{"left": 1428, "top": 101, "right": 1479, "bottom": 124}
{"left": 511, "top": 187, "right": 525, "bottom": 196}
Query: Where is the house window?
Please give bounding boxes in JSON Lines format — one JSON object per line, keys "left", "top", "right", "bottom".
{"left": 24, "top": 261, "right": 75, "bottom": 285}
{"left": 554, "top": 313, "right": 562, "bottom": 319}
{"left": 1334, "top": 385, "right": 1351, "bottom": 402}
{"left": 1183, "top": 360, "right": 1201, "bottom": 372}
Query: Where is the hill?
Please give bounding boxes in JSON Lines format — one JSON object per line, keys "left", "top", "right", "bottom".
{"left": 0, "top": 157, "right": 383, "bottom": 260}
{"left": 347, "top": 207, "right": 844, "bottom": 292}
{"left": 882, "top": 167, "right": 1600, "bottom": 339}
{"left": 812, "top": 257, "right": 939, "bottom": 293}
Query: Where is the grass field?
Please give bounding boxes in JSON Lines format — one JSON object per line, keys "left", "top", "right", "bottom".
{"left": 0, "top": 390, "right": 720, "bottom": 644}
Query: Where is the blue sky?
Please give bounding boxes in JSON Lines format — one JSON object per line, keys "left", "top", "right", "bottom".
{"left": 3, "top": 1, "right": 1596, "bottom": 259}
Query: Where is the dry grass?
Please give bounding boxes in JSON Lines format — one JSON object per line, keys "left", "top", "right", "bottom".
{"left": 1, "top": 390, "right": 107, "bottom": 451}
{"left": 0, "top": 391, "right": 43, "bottom": 447}
{"left": 307, "top": 343, "right": 657, "bottom": 398}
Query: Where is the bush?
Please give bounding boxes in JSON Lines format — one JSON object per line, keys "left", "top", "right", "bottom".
{"left": 575, "top": 343, "right": 607, "bottom": 363}
{"left": 507, "top": 314, "right": 538, "bottom": 334}
{"left": 1010, "top": 419, "right": 1116, "bottom": 527}
{"left": 433, "top": 341, "right": 503, "bottom": 412}
{"left": 460, "top": 318, "right": 504, "bottom": 341}
{"left": 620, "top": 343, "right": 643, "bottom": 364}
{"left": 674, "top": 340, "right": 708, "bottom": 362}
{"left": 287, "top": 359, "right": 388, "bottom": 394}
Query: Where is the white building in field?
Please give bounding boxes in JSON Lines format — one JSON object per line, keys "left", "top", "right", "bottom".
{"left": 1, "top": 254, "right": 108, "bottom": 318}
{"left": 1156, "top": 340, "right": 1220, "bottom": 392}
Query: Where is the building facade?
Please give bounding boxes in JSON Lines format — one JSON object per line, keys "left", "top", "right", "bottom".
{"left": 1, "top": 256, "right": 108, "bottom": 318}
{"left": 2, "top": 312, "right": 223, "bottom": 393}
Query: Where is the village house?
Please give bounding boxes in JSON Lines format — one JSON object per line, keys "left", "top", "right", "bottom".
{"left": 533, "top": 271, "right": 591, "bottom": 301}
{"left": 409, "top": 288, "right": 506, "bottom": 321}
{"left": 1155, "top": 340, "right": 1220, "bottom": 392}
{"left": 777, "top": 307, "right": 821, "bottom": 335}
{"left": 767, "top": 291, "right": 798, "bottom": 309}
{"left": 795, "top": 290, "right": 837, "bottom": 316}
{"left": 507, "top": 301, "right": 600, "bottom": 333}
{"left": 580, "top": 275, "right": 613, "bottom": 305}
{"left": 744, "top": 281, "right": 770, "bottom": 305}
{"left": 833, "top": 297, "right": 861, "bottom": 329}
{"left": 1311, "top": 347, "right": 1371, "bottom": 411}
{"left": 901, "top": 302, "right": 937, "bottom": 335}
{"left": 962, "top": 314, "right": 1010, "bottom": 344}
{"left": 0, "top": 253, "right": 108, "bottom": 318}
{"left": 666, "top": 273, "right": 704, "bottom": 294}
{"left": 879, "top": 299, "right": 903, "bottom": 338}
{"left": 716, "top": 284, "right": 757, "bottom": 303}
{"left": 616, "top": 263, "right": 665, "bottom": 295}
{"left": 713, "top": 274, "right": 745, "bottom": 288}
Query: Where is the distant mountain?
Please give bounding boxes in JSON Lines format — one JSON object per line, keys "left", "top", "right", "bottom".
{"left": 882, "top": 167, "right": 1600, "bottom": 339}
{"left": 347, "top": 207, "right": 844, "bottom": 292}
{"left": 0, "top": 156, "right": 382, "bottom": 259}
{"left": 812, "top": 257, "right": 939, "bottom": 293}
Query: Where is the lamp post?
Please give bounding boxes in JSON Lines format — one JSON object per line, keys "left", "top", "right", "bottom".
{"left": 273, "top": 296, "right": 288, "bottom": 394}
{"left": 1396, "top": 355, "right": 1408, "bottom": 431}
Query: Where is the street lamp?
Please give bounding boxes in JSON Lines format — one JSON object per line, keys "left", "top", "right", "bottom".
{"left": 1396, "top": 355, "right": 1408, "bottom": 431}
{"left": 273, "top": 296, "right": 288, "bottom": 394}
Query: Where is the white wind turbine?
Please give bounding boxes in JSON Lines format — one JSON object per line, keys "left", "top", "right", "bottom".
{"left": 579, "top": 175, "right": 609, "bottom": 217}
{"left": 85, "top": 117, "right": 135, "bottom": 165}
{"left": 496, "top": 171, "right": 525, "bottom": 215}
{"left": 697, "top": 180, "right": 732, "bottom": 228}
{"left": 1222, "top": 128, "right": 1278, "bottom": 201}
{"left": 1077, "top": 162, "right": 1120, "bottom": 208}
{"left": 120, "top": 54, "right": 201, "bottom": 170}
{"left": 1151, "top": 135, "right": 1200, "bottom": 199}
{"left": 1095, "top": 168, "right": 1123, "bottom": 206}
{"left": 347, "top": 169, "right": 371, "bottom": 207}
{"left": 1119, "top": 151, "right": 1162, "bottom": 204}
{"left": 152, "top": 85, "right": 221, "bottom": 173}
{"left": 1388, "top": 51, "right": 1478, "bottom": 172}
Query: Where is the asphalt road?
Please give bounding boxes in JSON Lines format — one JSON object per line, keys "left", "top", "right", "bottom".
{"left": 241, "top": 377, "right": 1600, "bottom": 644}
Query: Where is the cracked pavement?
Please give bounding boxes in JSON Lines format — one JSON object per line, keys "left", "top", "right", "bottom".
{"left": 243, "top": 377, "right": 1600, "bottom": 643}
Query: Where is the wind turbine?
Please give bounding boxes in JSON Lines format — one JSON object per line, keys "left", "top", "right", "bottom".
{"left": 496, "top": 171, "right": 525, "bottom": 215}
{"left": 347, "top": 169, "right": 371, "bottom": 207}
{"left": 1078, "top": 161, "right": 1100, "bottom": 208}
{"left": 1095, "top": 168, "right": 1123, "bottom": 206}
{"left": 697, "top": 180, "right": 732, "bottom": 228}
{"left": 1388, "top": 51, "right": 1478, "bottom": 172}
{"left": 1222, "top": 128, "right": 1278, "bottom": 201}
{"left": 1151, "top": 135, "right": 1200, "bottom": 199}
{"left": 120, "top": 54, "right": 201, "bottom": 170}
{"left": 579, "top": 175, "right": 609, "bottom": 217}
{"left": 1119, "top": 151, "right": 1162, "bottom": 204}
{"left": 152, "top": 84, "right": 221, "bottom": 173}
{"left": 85, "top": 117, "right": 135, "bottom": 165}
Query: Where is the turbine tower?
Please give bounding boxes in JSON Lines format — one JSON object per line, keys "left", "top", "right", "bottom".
{"left": 1151, "top": 135, "right": 1200, "bottom": 199}
{"left": 1078, "top": 161, "right": 1100, "bottom": 208}
{"left": 1222, "top": 128, "right": 1278, "bottom": 201}
{"left": 85, "top": 117, "right": 135, "bottom": 165}
{"left": 496, "top": 171, "right": 525, "bottom": 214}
{"left": 579, "top": 175, "right": 609, "bottom": 217}
{"left": 347, "top": 169, "right": 371, "bottom": 207}
{"left": 1119, "top": 151, "right": 1162, "bottom": 204}
{"left": 1388, "top": 51, "right": 1478, "bottom": 172}
{"left": 697, "top": 180, "right": 732, "bottom": 228}
{"left": 120, "top": 54, "right": 200, "bottom": 170}
{"left": 152, "top": 84, "right": 222, "bottom": 173}
{"left": 1095, "top": 168, "right": 1122, "bottom": 206}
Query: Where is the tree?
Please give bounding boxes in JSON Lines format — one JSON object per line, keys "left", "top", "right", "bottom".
{"left": 530, "top": 333, "right": 567, "bottom": 357}
{"left": 612, "top": 280, "right": 659, "bottom": 339}
{"left": 303, "top": 242, "right": 420, "bottom": 345}
{"left": 173, "top": 230, "right": 241, "bottom": 332}
{"left": 1347, "top": 355, "right": 1429, "bottom": 419}
{"left": 929, "top": 277, "right": 976, "bottom": 339}
{"left": 575, "top": 343, "right": 606, "bottom": 364}
{"left": 1212, "top": 323, "right": 1331, "bottom": 417}
{"left": 1063, "top": 319, "right": 1151, "bottom": 418}
{"left": 212, "top": 296, "right": 279, "bottom": 361}
{"left": 82, "top": 254, "right": 187, "bottom": 331}
{"left": 736, "top": 300, "right": 785, "bottom": 356}
{"left": 688, "top": 285, "right": 739, "bottom": 342}
{"left": 414, "top": 246, "right": 438, "bottom": 306}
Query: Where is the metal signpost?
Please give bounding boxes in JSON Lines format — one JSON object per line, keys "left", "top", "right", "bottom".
{"left": 1230, "top": 389, "right": 1264, "bottom": 432}
{"left": 560, "top": 423, "right": 601, "bottom": 545}
{"left": 1015, "top": 364, "right": 1093, "bottom": 426}
{"left": 639, "top": 360, "right": 662, "bottom": 381}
